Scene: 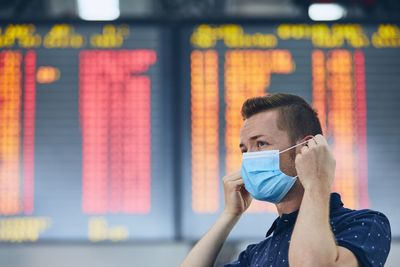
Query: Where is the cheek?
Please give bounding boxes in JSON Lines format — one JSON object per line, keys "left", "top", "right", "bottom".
{"left": 279, "top": 153, "right": 296, "bottom": 176}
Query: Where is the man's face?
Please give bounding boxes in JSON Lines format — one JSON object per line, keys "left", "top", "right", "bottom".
{"left": 239, "top": 109, "right": 297, "bottom": 177}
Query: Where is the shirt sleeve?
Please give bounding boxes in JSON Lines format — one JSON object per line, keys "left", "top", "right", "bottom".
{"left": 335, "top": 211, "right": 391, "bottom": 267}
{"left": 223, "top": 244, "right": 256, "bottom": 267}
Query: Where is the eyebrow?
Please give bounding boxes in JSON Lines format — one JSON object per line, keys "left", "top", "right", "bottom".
{"left": 249, "top": 134, "right": 266, "bottom": 140}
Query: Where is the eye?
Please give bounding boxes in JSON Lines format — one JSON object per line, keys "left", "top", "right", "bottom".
{"left": 256, "top": 141, "right": 269, "bottom": 148}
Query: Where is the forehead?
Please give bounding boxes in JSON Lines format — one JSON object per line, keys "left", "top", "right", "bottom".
{"left": 240, "top": 109, "right": 288, "bottom": 143}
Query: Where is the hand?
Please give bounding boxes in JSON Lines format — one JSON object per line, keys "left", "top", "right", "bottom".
{"left": 222, "top": 171, "right": 252, "bottom": 217}
{"left": 295, "top": 134, "right": 336, "bottom": 192}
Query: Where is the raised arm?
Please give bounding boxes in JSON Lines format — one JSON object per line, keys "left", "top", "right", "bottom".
{"left": 180, "top": 171, "right": 252, "bottom": 267}
{"left": 289, "top": 135, "right": 359, "bottom": 267}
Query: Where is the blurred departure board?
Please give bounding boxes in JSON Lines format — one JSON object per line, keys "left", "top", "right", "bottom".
{"left": 180, "top": 23, "right": 400, "bottom": 239}
{"left": 0, "top": 23, "right": 174, "bottom": 242}
{"left": 1, "top": 22, "right": 400, "bottom": 242}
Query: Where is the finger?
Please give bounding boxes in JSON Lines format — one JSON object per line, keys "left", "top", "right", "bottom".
{"left": 295, "top": 153, "right": 302, "bottom": 163}
{"left": 239, "top": 189, "right": 251, "bottom": 205}
{"left": 223, "top": 170, "right": 242, "bottom": 181}
{"left": 240, "top": 187, "right": 252, "bottom": 202}
{"left": 240, "top": 185, "right": 249, "bottom": 195}
{"left": 230, "top": 179, "right": 245, "bottom": 191}
{"left": 307, "top": 137, "right": 317, "bottom": 148}
{"left": 301, "top": 145, "right": 309, "bottom": 154}
{"left": 314, "top": 134, "right": 328, "bottom": 146}
{"left": 226, "top": 170, "right": 241, "bottom": 178}
{"left": 224, "top": 173, "right": 242, "bottom": 182}
{"left": 225, "top": 176, "right": 244, "bottom": 186}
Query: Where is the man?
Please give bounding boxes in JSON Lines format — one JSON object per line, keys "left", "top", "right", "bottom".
{"left": 181, "top": 93, "right": 391, "bottom": 267}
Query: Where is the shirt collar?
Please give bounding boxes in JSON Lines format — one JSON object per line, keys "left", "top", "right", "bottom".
{"left": 265, "top": 192, "right": 344, "bottom": 237}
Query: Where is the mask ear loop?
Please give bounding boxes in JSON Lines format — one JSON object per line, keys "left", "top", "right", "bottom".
{"left": 279, "top": 139, "right": 310, "bottom": 154}
{"left": 278, "top": 139, "right": 312, "bottom": 179}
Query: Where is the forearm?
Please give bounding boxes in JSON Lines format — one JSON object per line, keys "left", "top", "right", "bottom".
{"left": 180, "top": 212, "right": 240, "bottom": 267}
{"left": 289, "top": 186, "right": 338, "bottom": 267}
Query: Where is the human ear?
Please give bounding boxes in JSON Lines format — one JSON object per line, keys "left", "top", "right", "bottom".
{"left": 294, "top": 135, "right": 314, "bottom": 154}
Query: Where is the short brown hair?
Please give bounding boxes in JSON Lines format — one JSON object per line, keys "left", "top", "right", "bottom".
{"left": 241, "top": 93, "right": 322, "bottom": 144}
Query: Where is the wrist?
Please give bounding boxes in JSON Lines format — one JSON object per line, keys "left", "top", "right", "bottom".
{"left": 221, "top": 210, "right": 242, "bottom": 221}
{"left": 303, "top": 181, "right": 331, "bottom": 196}
{"left": 301, "top": 182, "right": 331, "bottom": 219}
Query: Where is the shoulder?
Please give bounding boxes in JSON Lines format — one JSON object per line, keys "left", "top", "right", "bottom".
{"left": 331, "top": 207, "right": 391, "bottom": 241}
{"left": 329, "top": 193, "right": 390, "bottom": 227}
{"left": 355, "top": 209, "right": 390, "bottom": 229}
{"left": 331, "top": 207, "right": 390, "bottom": 232}
{"left": 332, "top": 208, "right": 391, "bottom": 267}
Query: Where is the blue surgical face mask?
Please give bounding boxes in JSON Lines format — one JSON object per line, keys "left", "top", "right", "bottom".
{"left": 241, "top": 140, "right": 308, "bottom": 203}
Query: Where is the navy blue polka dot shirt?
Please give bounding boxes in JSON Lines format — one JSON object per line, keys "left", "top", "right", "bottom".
{"left": 224, "top": 193, "right": 391, "bottom": 267}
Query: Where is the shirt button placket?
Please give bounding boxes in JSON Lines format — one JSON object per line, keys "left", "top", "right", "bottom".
{"left": 268, "top": 235, "right": 281, "bottom": 266}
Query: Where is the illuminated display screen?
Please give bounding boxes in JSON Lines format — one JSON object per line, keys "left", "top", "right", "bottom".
{"left": 0, "top": 22, "right": 399, "bottom": 242}
{"left": 0, "top": 23, "right": 174, "bottom": 242}
{"left": 180, "top": 23, "right": 400, "bottom": 239}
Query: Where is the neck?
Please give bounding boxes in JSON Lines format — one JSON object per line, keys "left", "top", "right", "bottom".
{"left": 275, "top": 180, "right": 304, "bottom": 216}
